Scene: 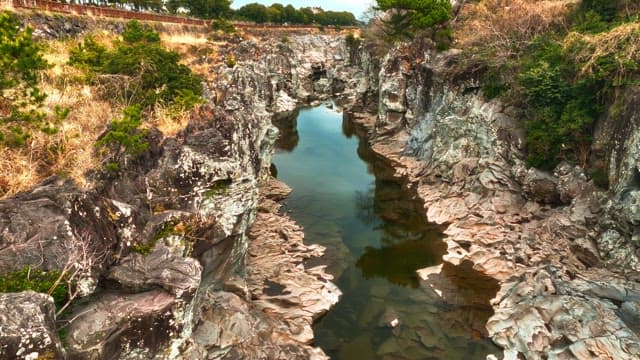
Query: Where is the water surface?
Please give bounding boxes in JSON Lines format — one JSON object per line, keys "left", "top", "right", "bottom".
{"left": 272, "top": 105, "right": 500, "bottom": 359}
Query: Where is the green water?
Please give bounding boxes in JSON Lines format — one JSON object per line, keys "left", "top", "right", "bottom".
{"left": 272, "top": 106, "right": 501, "bottom": 359}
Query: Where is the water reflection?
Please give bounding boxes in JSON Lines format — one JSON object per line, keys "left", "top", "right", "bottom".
{"left": 272, "top": 106, "right": 501, "bottom": 359}
{"left": 272, "top": 110, "right": 299, "bottom": 152}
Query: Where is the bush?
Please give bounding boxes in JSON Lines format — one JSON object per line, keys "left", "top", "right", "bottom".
{"left": 210, "top": 18, "right": 236, "bottom": 34}
{"left": 375, "top": 0, "right": 451, "bottom": 41}
{"left": 345, "top": 32, "right": 361, "bottom": 49}
{"left": 69, "top": 21, "right": 203, "bottom": 108}
{"left": 519, "top": 36, "right": 601, "bottom": 169}
{"left": 68, "top": 36, "right": 107, "bottom": 70}
{"left": 225, "top": 53, "right": 236, "bottom": 68}
{"left": 96, "top": 105, "right": 149, "bottom": 159}
{"left": 0, "top": 11, "right": 50, "bottom": 147}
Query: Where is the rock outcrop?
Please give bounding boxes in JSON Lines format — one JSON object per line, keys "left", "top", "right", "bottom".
{"left": 0, "top": 31, "right": 347, "bottom": 359}
{"left": 0, "top": 291, "right": 65, "bottom": 359}
{"left": 342, "top": 39, "right": 640, "bottom": 359}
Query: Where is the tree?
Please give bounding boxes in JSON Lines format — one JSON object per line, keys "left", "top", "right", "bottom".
{"left": 166, "top": 0, "right": 232, "bottom": 19}
{"left": 235, "top": 3, "right": 269, "bottom": 23}
{"left": 375, "top": 0, "right": 451, "bottom": 40}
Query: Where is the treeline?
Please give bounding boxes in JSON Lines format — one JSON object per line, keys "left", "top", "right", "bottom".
{"left": 232, "top": 3, "right": 358, "bottom": 26}
{"left": 45, "top": 1, "right": 358, "bottom": 26}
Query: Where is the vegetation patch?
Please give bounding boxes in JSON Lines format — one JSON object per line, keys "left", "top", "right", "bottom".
{"left": 453, "top": 0, "right": 640, "bottom": 173}
{"left": 0, "top": 267, "right": 69, "bottom": 310}
{"left": 69, "top": 21, "right": 203, "bottom": 108}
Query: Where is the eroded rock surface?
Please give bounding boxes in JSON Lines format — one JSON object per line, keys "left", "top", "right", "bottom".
{"left": 0, "top": 291, "right": 65, "bottom": 359}
{"left": 185, "top": 179, "right": 339, "bottom": 359}
{"left": 343, "top": 39, "right": 640, "bottom": 359}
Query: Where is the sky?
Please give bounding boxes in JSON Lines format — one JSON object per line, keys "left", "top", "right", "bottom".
{"left": 231, "top": 0, "right": 374, "bottom": 19}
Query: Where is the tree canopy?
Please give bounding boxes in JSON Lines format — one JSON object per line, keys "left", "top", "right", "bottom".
{"left": 166, "top": 0, "right": 232, "bottom": 19}
{"left": 234, "top": 3, "right": 357, "bottom": 26}
{"left": 375, "top": 0, "right": 451, "bottom": 39}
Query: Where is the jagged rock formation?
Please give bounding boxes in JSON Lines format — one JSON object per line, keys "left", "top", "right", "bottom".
{"left": 0, "top": 32, "right": 347, "bottom": 359}
{"left": 343, "top": 39, "right": 640, "bottom": 359}
{"left": 3, "top": 9, "right": 640, "bottom": 359}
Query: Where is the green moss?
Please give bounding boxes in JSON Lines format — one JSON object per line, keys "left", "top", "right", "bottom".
{"left": 0, "top": 267, "right": 68, "bottom": 310}
{"left": 130, "top": 219, "right": 184, "bottom": 256}
{"left": 204, "top": 179, "right": 231, "bottom": 198}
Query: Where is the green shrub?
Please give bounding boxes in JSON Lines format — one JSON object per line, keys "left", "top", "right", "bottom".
{"left": 68, "top": 36, "right": 107, "bottom": 70}
{"left": 210, "top": 18, "right": 236, "bottom": 34}
{"left": 435, "top": 27, "right": 452, "bottom": 51}
{"left": 0, "top": 267, "right": 68, "bottom": 310}
{"left": 345, "top": 32, "right": 361, "bottom": 50}
{"left": 69, "top": 21, "right": 202, "bottom": 108}
{"left": 121, "top": 20, "right": 161, "bottom": 43}
{"left": 519, "top": 36, "right": 601, "bottom": 169}
{"left": 0, "top": 11, "right": 50, "bottom": 147}
{"left": 225, "top": 54, "right": 236, "bottom": 68}
{"left": 96, "top": 105, "right": 149, "bottom": 158}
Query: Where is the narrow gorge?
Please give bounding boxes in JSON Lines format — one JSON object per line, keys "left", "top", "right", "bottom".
{"left": 2, "top": 2, "right": 640, "bottom": 360}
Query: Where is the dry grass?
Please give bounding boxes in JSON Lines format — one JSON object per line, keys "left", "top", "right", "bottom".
{"left": 564, "top": 22, "right": 640, "bottom": 82}
{"left": 150, "top": 102, "right": 191, "bottom": 138}
{"left": 0, "top": 28, "right": 214, "bottom": 198}
{"left": 161, "top": 30, "right": 219, "bottom": 79}
{"left": 454, "top": 0, "right": 575, "bottom": 65}
{"left": 0, "top": 36, "right": 118, "bottom": 198}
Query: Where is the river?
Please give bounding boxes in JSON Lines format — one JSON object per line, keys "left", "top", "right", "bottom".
{"left": 272, "top": 105, "right": 501, "bottom": 359}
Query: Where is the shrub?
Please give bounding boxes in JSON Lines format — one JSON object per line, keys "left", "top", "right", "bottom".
{"left": 225, "top": 53, "right": 236, "bottom": 68}
{"left": 345, "top": 32, "right": 361, "bottom": 50}
{"left": 210, "top": 18, "right": 236, "bottom": 34}
{"left": 375, "top": 0, "right": 451, "bottom": 41}
{"left": 69, "top": 21, "right": 203, "bottom": 108}
{"left": 68, "top": 36, "right": 107, "bottom": 70}
{"left": 519, "top": 35, "right": 601, "bottom": 169}
{"left": 96, "top": 105, "right": 149, "bottom": 159}
{"left": 0, "top": 11, "right": 50, "bottom": 147}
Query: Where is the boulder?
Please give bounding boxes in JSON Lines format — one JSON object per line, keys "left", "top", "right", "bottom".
{"left": 0, "top": 177, "right": 118, "bottom": 296}
{"left": 64, "top": 290, "right": 179, "bottom": 359}
{"left": 522, "top": 169, "right": 561, "bottom": 205}
{"left": 0, "top": 291, "right": 65, "bottom": 359}
{"left": 107, "top": 245, "right": 202, "bottom": 297}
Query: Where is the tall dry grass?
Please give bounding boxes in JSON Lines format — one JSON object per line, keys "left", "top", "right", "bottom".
{"left": 0, "top": 36, "right": 118, "bottom": 197}
{"left": 454, "top": 0, "right": 575, "bottom": 66}
{"left": 0, "top": 28, "right": 216, "bottom": 198}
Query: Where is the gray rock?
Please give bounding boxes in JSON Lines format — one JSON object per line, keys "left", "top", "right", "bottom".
{"left": 64, "top": 290, "right": 179, "bottom": 359}
{"left": 0, "top": 291, "right": 64, "bottom": 359}
{"left": 0, "top": 177, "right": 117, "bottom": 294}
{"left": 523, "top": 169, "right": 561, "bottom": 204}
{"left": 107, "top": 245, "right": 202, "bottom": 296}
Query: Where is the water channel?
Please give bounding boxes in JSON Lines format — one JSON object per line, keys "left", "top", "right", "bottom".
{"left": 272, "top": 105, "right": 501, "bottom": 359}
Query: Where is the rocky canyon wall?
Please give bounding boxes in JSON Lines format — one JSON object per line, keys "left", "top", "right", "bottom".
{"left": 343, "top": 38, "right": 640, "bottom": 359}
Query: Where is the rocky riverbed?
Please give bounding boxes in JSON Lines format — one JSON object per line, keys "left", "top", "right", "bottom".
{"left": 2, "top": 10, "right": 640, "bottom": 359}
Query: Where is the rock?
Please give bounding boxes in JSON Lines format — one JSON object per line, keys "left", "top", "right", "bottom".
{"left": 523, "top": 169, "right": 561, "bottom": 204}
{"left": 107, "top": 245, "right": 202, "bottom": 297}
{"left": 377, "top": 307, "right": 400, "bottom": 328}
{"left": 64, "top": 290, "right": 179, "bottom": 359}
{"left": 0, "top": 177, "right": 117, "bottom": 295}
{"left": 0, "top": 291, "right": 65, "bottom": 360}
